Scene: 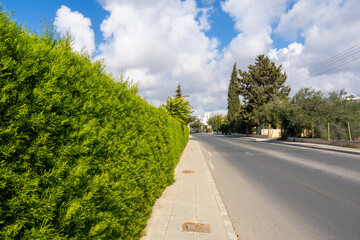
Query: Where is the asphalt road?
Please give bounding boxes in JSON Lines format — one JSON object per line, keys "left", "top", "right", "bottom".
{"left": 194, "top": 134, "right": 360, "bottom": 240}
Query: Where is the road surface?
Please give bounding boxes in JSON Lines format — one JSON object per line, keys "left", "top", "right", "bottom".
{"left": 194, "top": 134, "right": 360, "bottom": 240}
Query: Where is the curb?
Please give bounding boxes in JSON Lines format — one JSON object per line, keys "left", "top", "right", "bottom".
{"left": 198, "top": 143, "right": 238, "bottom": 240}
{"left": 274, "top": 141, "right": 360, "bottom": 155}
{"left": 237, "top": 136, "right": 360, "bottom": 155}
{"left": 141, "top": 137, "right": 238, "bottom": 240}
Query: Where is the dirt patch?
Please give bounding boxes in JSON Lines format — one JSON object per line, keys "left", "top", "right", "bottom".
{"left": 182, "top": 222, "right": 210, "bottom": 233}
{"left": 182, "top": 170, "right": 195, "bottom": 174}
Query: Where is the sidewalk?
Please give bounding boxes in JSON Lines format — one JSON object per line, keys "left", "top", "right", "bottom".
{"left": 141, "top": 136, "right": 237, "bottom": 240}
{"left": 278, "top": 140, "right": 360, "bottom": 155}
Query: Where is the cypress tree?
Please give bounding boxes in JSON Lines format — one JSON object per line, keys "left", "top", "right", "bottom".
{"left": 227, "top": 63, "right": 240, "bottom": 130}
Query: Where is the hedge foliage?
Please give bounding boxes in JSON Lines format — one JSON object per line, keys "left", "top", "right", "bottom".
{"left": 0, "top": 7, "right": 188, "bottom": 239}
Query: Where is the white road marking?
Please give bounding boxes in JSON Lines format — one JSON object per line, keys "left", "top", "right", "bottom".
{"left": 208, "top": 161, "right": 215, "bottom": 170}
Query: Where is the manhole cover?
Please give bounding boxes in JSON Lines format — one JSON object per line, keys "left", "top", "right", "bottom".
{"left": 182, "top": 222, "right": 210, "bottom": 233}
{"left": 182, "top": 170, "right": 195, "bottom": 174}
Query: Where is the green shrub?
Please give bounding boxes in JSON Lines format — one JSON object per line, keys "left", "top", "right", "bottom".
{"left": 0, "top": 6, "right": 188, "bottom": 239}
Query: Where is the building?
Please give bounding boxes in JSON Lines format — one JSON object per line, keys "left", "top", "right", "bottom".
{"left": 344, "top": 92, "right": 360, "bottom": 102}
{"left": 197, "top": 112, "right": 211, "bottom": 127}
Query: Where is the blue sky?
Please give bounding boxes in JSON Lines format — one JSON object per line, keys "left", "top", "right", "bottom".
{"left": 3, "top": 0, "right": 238, "bottom": 50}
{"left": 1, "top": 0, "right": 296, "bottom": 51}
{"left": 1, "top": 0, "right": 359, "bottom": 115}
{"left": 194, "top": 0, "right": 238, "bottom": 50}
{"left": 1, "top": 0, "right": 108, "bottom": 48}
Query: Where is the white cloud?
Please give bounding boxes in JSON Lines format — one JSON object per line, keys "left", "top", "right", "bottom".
{"left": 220, "top": 0, "right": 288, "bottom": 69}
{"left": 219, "top": 0, "right": 360, "bottom": 98}
{"left": 54, "top": 5, "right": 95, "bottom": 54}
{"left": 198, "top": 8, "right": 212, "bottom": 31}
{"left": 269, "top": 42, "right": 303, "bottom": 61}
{"left": 52, "top": 0, "right": 360, "bottom": 117}
{"left": 97, "top": 0, "right": 222, "bottom": 115}
{"left": 273, "top": 0, "right": 360, "bottom": 95}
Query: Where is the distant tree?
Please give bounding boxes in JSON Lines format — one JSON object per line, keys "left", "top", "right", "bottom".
{"left": 208, "top": 114, "right": 225, "bottom": 133}
{"left": 227, "top": 63, "right": 240, "bottom": 131}
{"left": 207, "top": 117, "right": 214, "bottom": 129}
{"left": 287, "top": 88, "right": 358, "bottom": 139}
{"left": 254, "top": 97, "right": 283, "bottom": 128}
{"left": 238, "top": 55, "right": 290, "bottom": 133}
{"left": 187, "top": 115, "right": 196, "bottom": 124}
{"left": 290, "top": 88, "right": 328, "bottom": 126}
{"left": 162, "top": 84, "right": 193, "bottom": 124}
{"left": 254, "top": 87, "right": 360, "bottom": 140}
{"left": 190, "top": 120, "right": 202, "bottom": 132}
{"left": 327, "top": 90, "right": 359, "bottom": 123}
{"left": 175, "top": 83, "right": 182, "bottom": 98}
{"left": 162, "top": 96, "right": 192, "bottom": 124}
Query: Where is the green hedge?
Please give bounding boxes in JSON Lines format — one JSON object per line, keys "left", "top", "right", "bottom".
{"left": 0, "top": 7, "right": 188, "bottom": 239}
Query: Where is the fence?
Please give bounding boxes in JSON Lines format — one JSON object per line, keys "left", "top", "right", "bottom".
{"left": 315, "top": 121, "right": 360, "bottom": 141}
{"left": 258, "top": 121, "right": 360, "bottom": 142}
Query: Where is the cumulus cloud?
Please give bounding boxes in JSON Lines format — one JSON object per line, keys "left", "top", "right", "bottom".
{"left": 273, "top": 0, "right": 360, "bottom": 94}
{"left": 220, "top": 0, "right": 288, "bottom": 69}
{"left": 54, "top": 5, "right": 95, "bottom": 54}
{"left": 97, "top": 0, "right": 223, "bottom": 115}
{"left": 219, "top": 0, "right": 360, "bottom": 97}
{"left": 53, "top": 0, "right": 360, "bottom": 116}
{"left": 198, "top": 8, "right": 212, "bottom": 31}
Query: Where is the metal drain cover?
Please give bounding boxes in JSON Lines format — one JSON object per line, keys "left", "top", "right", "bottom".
{"left": 182, "top": 222, "right": 210, "bottom": 233}
{"left": 182, "top": 170, "right": 195, "bottom": 174}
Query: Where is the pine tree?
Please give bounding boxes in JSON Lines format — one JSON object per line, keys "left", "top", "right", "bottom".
{"left": 162, "top": 84, "right": 193, "bottom": 124}
{"left": 227, "top": 63, "right": 240, "bottom": 130}
{"left": 175, "top": 83, "right": 182, "bottom": 98}
{"left": 238, "top": 55, "right": 290, "bottom": 132}
{"left": 163, "top": 96, "right": 192, "bottom": 124}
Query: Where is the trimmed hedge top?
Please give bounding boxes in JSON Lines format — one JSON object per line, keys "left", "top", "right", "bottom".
{"left": 0, "top": 7, "right": 188, "bottom": 239}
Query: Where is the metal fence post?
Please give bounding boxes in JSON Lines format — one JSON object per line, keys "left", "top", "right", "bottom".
{"left": 348, "top": 121, "right": 352, "bottom": 141}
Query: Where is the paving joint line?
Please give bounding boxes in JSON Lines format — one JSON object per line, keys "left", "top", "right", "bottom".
{"left": 163, "top": 154, "right": 183, "bottom": 240}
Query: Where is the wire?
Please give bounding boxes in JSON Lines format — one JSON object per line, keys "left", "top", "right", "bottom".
{"left": 290, "top": 55, "right": 360, "bottom": 86}
{"left": 287, "top": 48, "right": 360, "bottom": 83}
{"left": 286, "top": 43, "right": 360, "bottom": 83}
{"left": 286, "top": 42, "right": 360, "bottom": 86}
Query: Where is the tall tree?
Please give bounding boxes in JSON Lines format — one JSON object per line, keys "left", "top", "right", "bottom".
{"left": 238, "top": 55, "right": 290, "bottom": 132}
{"left": 163, "top": 96, "right": 192, "bottom": 124}
{"left": 162, "top": 84, "right": 193, "bottom": 124}
{"left": 190, "top": 119, "right": 202, "bottom": 132}
{"left": 227, "top": 63, "right": 240, "bottom": 130}
{"left": 175, "top": 83, "right": 183, "bottom": 98}
{"left": 208, "top": 114, "right": 225, "bottom": 133}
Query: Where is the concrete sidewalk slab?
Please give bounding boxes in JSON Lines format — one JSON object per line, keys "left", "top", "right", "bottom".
{"left": 141, "top": 136, "right": 237, "bottom": 240}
